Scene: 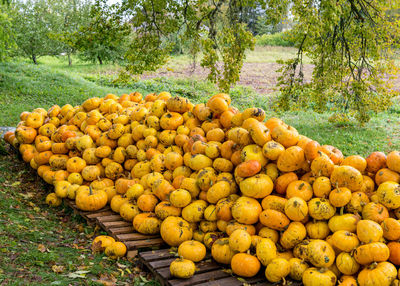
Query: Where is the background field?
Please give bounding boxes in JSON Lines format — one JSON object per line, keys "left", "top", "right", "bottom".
{"left": 1, "top": 46, "right": 399, "bottom": 156}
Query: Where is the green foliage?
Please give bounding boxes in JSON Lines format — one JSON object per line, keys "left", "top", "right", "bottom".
{"left": 47, "top": 0, "right": 92, "bottom": 66}
{"left": 71, "top": 0, "right": 130, "bottom": 65}
{"left": 255, "top": 15, "right": 283, "bottom": 35}
{"left": 265, "top": 0, "right": 400, "bottom": 124}
{"left": 12, "top": 0, "right": 64, "bottom": 64}
{"left": 255, "top": 32, "right": 294, "bottom": 47}
{"left": 0, "top": 3, "right": 15, "bottom": 62}
{"left": 120, "top": 0, "right": 256, "bottom": 92}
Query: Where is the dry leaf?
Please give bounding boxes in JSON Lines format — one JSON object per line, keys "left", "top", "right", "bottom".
{"left": 65, "top": 270, "right": 90, "bottom": 279}
{"left": 91, "top": 241, "right": 103, "bottom": 253}
{"left": 94, "top": 274, "right": 117, "bottom": 286}
{"left": 37, "top": 244, "right": 46, "bottom": 253}
{"left": 116, "top": 262, "right": 126, "bottom": 269}
{"left": 52, "top": 265, "right": 65, "bottom": 273}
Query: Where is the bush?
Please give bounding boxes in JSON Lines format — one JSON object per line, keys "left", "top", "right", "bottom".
{"left": 255, "top": 32, "right": 294, "bottom": 47}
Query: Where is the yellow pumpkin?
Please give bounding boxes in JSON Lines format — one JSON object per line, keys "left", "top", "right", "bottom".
{"left": 256, "top": 238, "right": 277, "bottom": 266}
{"left": 75, "top": 186, "right": 107, "bottom": 211}
{"left": 104, "top": 242, "right": 127, "bottom": 259}
{"left": 211, "top": 237, "right": 236, "bottom": 264}
{"left": 178, "top": 240, "right": 206, "bottom": 262}
{"left": 336, "top": 252, "right": 360, "bottom": 275}
{"left": 160, "top": 216, "right": 193, "bottom": 246}
{"left": 307, "top": 239, "right": 335, "bottom": 267}
{"left": 265, "top": 258, "right": 290, "bottom": 283}
{"left": 289, "top": 258, "right": 309, "bottom": 281}
{"left": 357, "top": 219, "right": 383, "bottom": 243}
{"left": 239, "top": 174, "right": 273, "bottom": 198}
{"left": 230, "top": 253, "right": 261, "bottom": 278}
{"left": 231, "top": 196, "right": 262, "bottom": 225}
{"left": 133, "top": 213, "right": 161, "bottom": 235}
{"left": 228, "top": 229, "right": 251, "bottom": 253}
{"left": 170, "top": 258, "right": 195, "bottom": 279}
{"left": 302, "top": 267, "right": 337, "bottom": 286}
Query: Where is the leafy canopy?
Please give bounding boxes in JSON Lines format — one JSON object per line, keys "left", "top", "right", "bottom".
{"left": 265, "top": 0, "right": 400, "bottom": 123}
{"left": 121, "top": 0, "right": 258, "bottom": 92}
{"left": 120, "top": 0, "right": 400, "bottom": 123}
{"left": 0, "top": 2, "right": 15, "bottom": 62}
{"left": 12, "top": 0, "right": 64, "bottom": 64}
{"left": 72, "top": 0, "right": 130, "bottom": 65}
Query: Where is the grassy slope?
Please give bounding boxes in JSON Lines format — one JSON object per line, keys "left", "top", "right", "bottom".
{"left": 1, "top": 58, "right": 400, "bottom": 156}
{"left": 0, "top": 145, "right": 158, "bottom": 286}
{"left": 0, "top": 61, "right": 133, "bottom": 126}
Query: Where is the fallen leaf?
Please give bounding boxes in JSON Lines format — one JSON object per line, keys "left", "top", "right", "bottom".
{"left": 116, "top": 262, "right": 126, "bottom": 269}
{"left": 37, "top": 244, "right": 46, "bottom": 253}
{"left": 65, "top": 270, "right": 90, "bottom": 279}
{"left": 11, "top": 181, "right": 21, "bottom": 187}
{"left": 91, "top": 241, "right": 103, "bottom": 253}
{"left": 52, "top": 265, "right": 65, "bottom": 273}
{"left": 94, "top": 274, "right": 117, "bottom": 286}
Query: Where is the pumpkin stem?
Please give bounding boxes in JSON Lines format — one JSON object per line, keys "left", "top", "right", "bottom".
{"left": 318, "top": 267, "right": 328, "bottom": 273}
{"left": 89, "top": 185, "right": 93, "bottom": 196}
{"left": 367, "top": 262, "right": 378, "bottom": 269}
{"left": 97, "top": 176, "right": 101, "bottom": 181}
{"left": 340, "top": 206, "right": 344, "bottom": 216}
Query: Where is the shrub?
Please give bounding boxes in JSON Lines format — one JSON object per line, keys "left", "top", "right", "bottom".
{"left": 255, "top": 32, "right": 295, "bottom": 47}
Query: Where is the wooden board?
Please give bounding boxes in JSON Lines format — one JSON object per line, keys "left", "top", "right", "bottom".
{"left": 7, "top": 142, "right": 301, "bottom": 285}
{"left": 137, "top": 248, "right": 302, "bottom": 286}
{"left": 64, "top": 199, "right": 164, "bottom": 256}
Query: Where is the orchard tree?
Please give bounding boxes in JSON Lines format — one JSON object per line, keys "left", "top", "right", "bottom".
{"left": 121, "top": 0, "right": 257, "bottom": 92}
{"left": 0, "top": 2, "right": 15, "bottom": 61}
{"left": 12, "top": 0, "right": 63, "bottom": 64}
{"left": 72, "top": 0, "right": 130, "bottom": 65}
{"left": 264, "top": 0, "right": 400, "bottom": 123}
{"left": 49, "top": 0, "right": 91, "bottom": 66}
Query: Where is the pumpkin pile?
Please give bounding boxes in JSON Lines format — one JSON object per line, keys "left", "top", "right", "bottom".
{"left": 4, "top": 91, "right": 400, "bottom": 285}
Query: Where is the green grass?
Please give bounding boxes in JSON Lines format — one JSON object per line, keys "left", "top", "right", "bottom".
{"left": 1, "top": 57, "right": 400, "bottom": 156}
{"left": 0, "top": 144, "right": 159, "bottom": 286}
{"left": 0, "top": 61, "right": 133, "bottom": 126}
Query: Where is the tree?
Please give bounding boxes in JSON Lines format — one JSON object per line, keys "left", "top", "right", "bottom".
{"left": 49, "top": 0, "right": 91, "bottom": 66}
{"left": 0, "top": 2, "right": 15, "bottom": 61}
{"left": 72, "top": 0, "right": 130, "bottom": 65}
{"left": 12, "top": 0, "right": 64, "bottom": 64}
{"left": 121, "top": 0, "right": 256, "bottom": 92}
{"left": 264, "top": 0, "right": 400, "bottom": 123}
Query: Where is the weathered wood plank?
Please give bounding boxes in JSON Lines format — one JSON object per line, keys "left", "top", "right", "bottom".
{"left": 138, "top": 249, "right": 174, "bottom": 261}
{"left": 125, "top": 238, "right": 165, "bottom": 250}
{"left": 108, "top": 226, "right": 136, "bottom": 235}
{"left": 166, "top": 270, "right": 230, "bottom": 286}
{"left": 116, "top": 233, "right": 159, "bottom": 241}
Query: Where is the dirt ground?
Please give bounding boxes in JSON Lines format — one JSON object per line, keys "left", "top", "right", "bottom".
{"left": 141, "top": 61, "right": 399, "bottom": 94}
{"left": 140, "top": 62, "right": 313, "bottom": 94}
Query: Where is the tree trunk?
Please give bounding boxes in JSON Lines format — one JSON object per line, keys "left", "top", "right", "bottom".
{"left": 68, "top": 53, "right": 72, "bottom": 66}
{"left": 32, "top": 54, "right": 37, "bottom": 65}
{"left": 97, "top": 56, "right": 103, "bottom": 65}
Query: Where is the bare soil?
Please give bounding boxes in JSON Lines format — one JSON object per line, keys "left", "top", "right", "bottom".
{"left": 140, "top": 62, "right": 400, "bottom": 94}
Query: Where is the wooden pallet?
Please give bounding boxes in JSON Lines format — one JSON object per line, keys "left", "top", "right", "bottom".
{"left": 64, "top": 199, "right": 164, "bottom": 259}
{"left": 137, "top": 248, "right": 297, "bottom": 286}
